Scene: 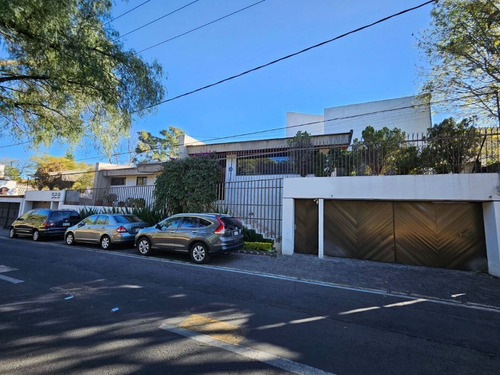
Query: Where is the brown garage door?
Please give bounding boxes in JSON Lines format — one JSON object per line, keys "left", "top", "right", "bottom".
{"left": 294, "top": 199, "right": 318, "bottom": 255}
{"left": 324, "top": 200, "right": 395, "bottom": 262}
{"left": 321, "top": 200, "right": 486, "bottom": 271}
{"left": 394, "top": 202, "right": 486, "bottom": 270}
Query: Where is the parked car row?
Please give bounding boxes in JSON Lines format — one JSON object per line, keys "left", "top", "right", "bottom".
{"left": 9, "top": 210, "right": 244, "bottom": 264}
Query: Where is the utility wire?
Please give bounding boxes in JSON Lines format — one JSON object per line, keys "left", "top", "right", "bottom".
{"left": 120, "top": 0, "right": 201, "bottom": 38}
{"left": 138, "top": 0, "right": 266, "bottom": 52}
{"left": 70, "top": 91, "right": 493, "bottom": 164}
{"left": 137, "top": 0, "right": 436, "bottom": 111}
{"left": 106, "top": 0, "right": 152, "bottom": 25}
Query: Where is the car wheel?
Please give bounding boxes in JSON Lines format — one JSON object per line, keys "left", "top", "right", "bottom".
{"left": 9, "top": 227, "right": 17, "bottom": 238}
{"left": 32, "top": 230, "right": 40, "bottom": 241}
{"left": 100, "top": 235, "right": 111, "bottom": 250}
{"left": 65, "top": 232, "right": 75, "bottom": 246}
{"left": 190, "top": 242, "right": 209, "bottom": 264}
{"left": 137, "top": 237, "right": 151, "bottom": 256}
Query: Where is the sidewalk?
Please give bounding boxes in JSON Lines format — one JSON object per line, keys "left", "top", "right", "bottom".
{"left": 3, "top": 228, "right": 500, "bottom": 309}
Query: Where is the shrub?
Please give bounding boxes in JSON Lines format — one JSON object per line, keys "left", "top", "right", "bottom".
{"left": 243, "top": 242, "right": 274, "bottom": 251}
{"left": 243, "top": 227, "right": 273, "bottom": 244}
{"left": 154, "top": 154, "right": 221, "bottom": 214}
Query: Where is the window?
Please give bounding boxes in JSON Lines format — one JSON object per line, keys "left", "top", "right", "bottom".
{"left": 237, "top": 154, "right": 293, "bottom": 176}
{"left": 180, "top": 217, "right": 200, "bottom": 228}
{"left": 136, "top": 177, "right": 148, "bottom": 186}
{"left": 110, "top": 177, "right": 126, "bottom": 186}
{"left": 95, "top": 215, "right": 109, "bottom": 225}
{"left": 159, "top": 217, "right": 182, "bottom": 229}
{"left": 115, "top": 215, "right": 143, "bottom": 223}
{"left": 82, "top": 215, "right": 97, "bottom": 225}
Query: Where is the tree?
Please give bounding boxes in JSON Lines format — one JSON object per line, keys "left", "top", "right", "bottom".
{"left": 0, "top": 0, "right": 164, "bottom": 152}
{"left": 154, "top": 155, "right": 221, "bottom": 214}
{"left": 0, "top": 158, "right": 32, "bottom": 181}
{"left": 418, "top": 0, "right": 500, "bottom": 122}
{"left": 421, "top": 117, "right": 482, "bottom": 173}
{"left": 288, "top": 131, "right": 314, "bottom": 177}
{"left": 31, "top": 155, "right": 94, "bottom": 190}
{"left": 134, "top": 126, "right": 184, "bottom": 163}
{"left": 354, "top": 126, "right": 418, "bottom": 175}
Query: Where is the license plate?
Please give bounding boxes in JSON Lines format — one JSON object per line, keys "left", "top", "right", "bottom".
{"left": 63, "top": 223, "right": 70, "bottom": 226}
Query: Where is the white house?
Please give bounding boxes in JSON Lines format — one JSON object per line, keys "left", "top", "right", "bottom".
{"left": 286, "top": 95, "right": 432, "bottom": 141}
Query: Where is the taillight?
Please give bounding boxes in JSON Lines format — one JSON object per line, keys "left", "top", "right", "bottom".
{"left": 213, "top": 217, "right": 225, "bottom": 235}
{"left": 116, "top": 226, "right": 128, "bottom": 233}
{"left": 41, "top": 221, "right": 55, "bottom": 228}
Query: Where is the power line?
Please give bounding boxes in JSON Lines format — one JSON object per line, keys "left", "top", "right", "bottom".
{"left": 72, "top": 91, "right": 494, "bottom": 164}
{"left": 106, "top": 0, "right": 152, "bottom": 25}
{"left": 137, "top": 0, "right": 436, "bottom": 111}
{"left": 138, "top": 0, "right": 266, "bottom": 53}
{"left": 0, "top": 141, "right": 30, "bottom": 149}
{"left": 119, "top": 0, "right": 201, "bottom": 39}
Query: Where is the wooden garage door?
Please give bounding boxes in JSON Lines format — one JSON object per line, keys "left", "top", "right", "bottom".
{"left": 294, "top": 199, "right": 318, "bottom": 255}
{"left": 321, "top": 200, "right": 486, "bottom": 271}
{"left": 324, "top": 201, "right": 395, "bottom": 262}
{"left": 394, "top": 202, "right": 486, "bottom": 269}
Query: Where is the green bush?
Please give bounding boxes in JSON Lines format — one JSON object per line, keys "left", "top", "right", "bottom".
{"left": 78, "top": 205, "right": 169, "bottom": 226}
{"left": 154, "top": 154, "right": 221, "bottom": 214}
{"left": 243, "top": 242, "right": 273, "bottom": 251}
{"left": 243, "top": 227, "right": 273, "bottom": 244}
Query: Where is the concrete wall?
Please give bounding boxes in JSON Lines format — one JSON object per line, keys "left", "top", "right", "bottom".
{"left": 324, "top": 96, "right": 431, "bottom": 141}
{"left": 286, "top": 112, "right": 324, "bottom": 137}
{"left": 282, "top": 174, "right": 500, "bottom": 276}
{"left": 286, "top": 96, "right": 432, "bottom": 141}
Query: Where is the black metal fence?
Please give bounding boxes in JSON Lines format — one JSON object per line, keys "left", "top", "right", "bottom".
{"left": 226, "top": 128, "right": 500, "bottom": 177}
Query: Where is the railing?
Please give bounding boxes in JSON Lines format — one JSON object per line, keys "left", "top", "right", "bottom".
{"left": 215, "top": 178, "right": 283, "bottom": 240}
{"left": 226, "top": 128, "right": 500, "bottom": 177}
{"left": 65, "top": 185, "right": 155, "bottom": 208}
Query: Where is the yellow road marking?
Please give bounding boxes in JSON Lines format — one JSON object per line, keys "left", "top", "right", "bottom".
{"left": 179, "top": 314, "right": 242, "bottom": 346}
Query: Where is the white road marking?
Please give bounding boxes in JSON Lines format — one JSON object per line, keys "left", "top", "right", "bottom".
{"left": 0, "top": 265, "right": 18, "bottom": 273}
{"left": 160, "top": 322, "right": 336, "bottom": 375}
{"left": 0, "top": 274, "right": 24, "bottom": 284}
{"left": 4, "top": 236, "right": 500, "bottom": 313}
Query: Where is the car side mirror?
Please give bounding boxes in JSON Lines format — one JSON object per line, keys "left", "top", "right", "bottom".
{"left": 17, "top": 217, "right": 24, "bottom": 222}
{"left": 155, "top": 223, "right": 162, "bottom": 230}
{"left": 78, "top": 222, "right": 85, "bottom": 227}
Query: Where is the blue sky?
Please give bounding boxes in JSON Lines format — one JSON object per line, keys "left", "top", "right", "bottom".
{"left": 0, "top": 0, "right": 435, "bottom": 166}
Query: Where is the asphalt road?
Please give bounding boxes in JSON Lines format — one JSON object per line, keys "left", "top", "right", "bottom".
{"left": 1, "top": 236, "right": 499, "bottom": 375}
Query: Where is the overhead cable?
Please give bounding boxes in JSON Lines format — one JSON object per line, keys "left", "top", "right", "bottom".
{"left": 138, "top": 0, "right": 266, "bottom": 52}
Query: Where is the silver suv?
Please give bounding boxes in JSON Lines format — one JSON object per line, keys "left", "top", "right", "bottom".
{"left": 135, "top": 213, "right": 244, "bottom": 263}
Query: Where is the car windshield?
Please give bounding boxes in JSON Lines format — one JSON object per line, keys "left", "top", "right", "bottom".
{"left": 114, "top": 215, "right": 143, "bottom": 223}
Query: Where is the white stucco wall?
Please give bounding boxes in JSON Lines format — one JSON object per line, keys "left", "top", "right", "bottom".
{"left": 283, "top": 174, "right": 500, "bottom": 201}
{"left": 285, "top": 112, "right": 325, "bottom": 137}
{"left": 323, "top": 96, "right": 431, "bottom": 142}
{"left": 286, "top": 96, "right": 432, "bottom": 141}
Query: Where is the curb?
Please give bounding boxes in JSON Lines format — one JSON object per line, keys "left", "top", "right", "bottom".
{"left": 237, "top": 249, "right": 278, "bottom": 257}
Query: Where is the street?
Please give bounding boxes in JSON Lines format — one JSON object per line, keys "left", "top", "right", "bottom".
{"left": 1, "top": 236, "right": 499, "bottom": 375}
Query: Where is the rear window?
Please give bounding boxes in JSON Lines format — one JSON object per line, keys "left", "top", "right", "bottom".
{"left": 219, "top": 216, "right": 242, "bottom": 229}
{"left": 114, "top": 215, "right": 143, "bottom": 223}
{"left": 50, "top": 211, "right": 79, "bottom": 221}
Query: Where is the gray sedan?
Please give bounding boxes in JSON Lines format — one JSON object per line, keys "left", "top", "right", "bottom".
{"left": 65, "top": 214, "right": 149, "bottom": 249}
